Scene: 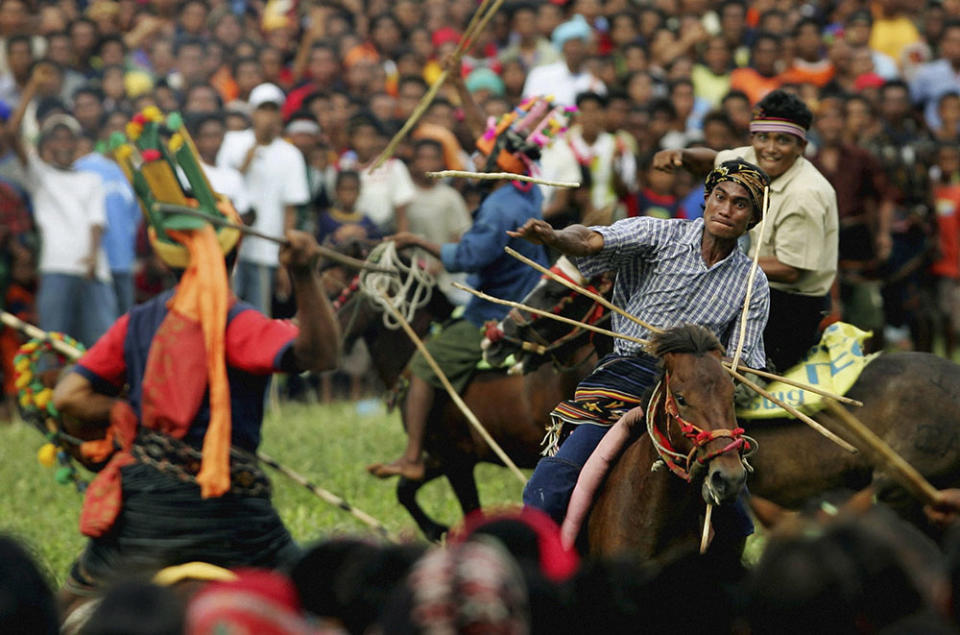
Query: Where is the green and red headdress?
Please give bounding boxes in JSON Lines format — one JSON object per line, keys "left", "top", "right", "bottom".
{"left": 109, "top": 106, "right": 242, "bottom": 268}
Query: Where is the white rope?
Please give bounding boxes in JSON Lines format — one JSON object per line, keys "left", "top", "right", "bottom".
{"left": 358, "top": 241, "right": 435, "bottom": 330}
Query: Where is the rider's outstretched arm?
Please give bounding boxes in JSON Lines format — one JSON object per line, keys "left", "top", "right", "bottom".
{"left": 507, "top": 219, "right": 604, "bottom": 257}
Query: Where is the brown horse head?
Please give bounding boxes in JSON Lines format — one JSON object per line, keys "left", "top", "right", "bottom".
{"left": 482, "top": 256, "right": 613, "bottom": 373}
{"left": 649, "top": 325, "right": 750, "bottom": 507}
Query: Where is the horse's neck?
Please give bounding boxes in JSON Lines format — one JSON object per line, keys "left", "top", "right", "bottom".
{"left": 590, "top": 432, "right": 705, "bottom": 559}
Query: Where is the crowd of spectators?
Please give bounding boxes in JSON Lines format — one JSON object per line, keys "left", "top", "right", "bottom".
{"left": 5, "top": 504, "right": 960, "bottom": 633}
{"left": 2, "top": 0, "right": 960, "bottom": 413}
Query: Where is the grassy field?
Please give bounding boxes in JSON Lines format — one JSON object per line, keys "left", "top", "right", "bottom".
{"left": 0, "top": 400, "right": 526, "bottom": 586}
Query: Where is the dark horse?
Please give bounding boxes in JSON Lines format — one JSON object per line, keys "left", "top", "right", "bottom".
{"left": 497, "top": 287, "right": 960, "bottom": 557}
{"left": 336, "top": 257, "right": 611, "bottom": 539}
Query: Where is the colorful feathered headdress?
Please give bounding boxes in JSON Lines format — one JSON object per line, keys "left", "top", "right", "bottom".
{"left": 475, "top": 96, "right": 577, "bottom": 176}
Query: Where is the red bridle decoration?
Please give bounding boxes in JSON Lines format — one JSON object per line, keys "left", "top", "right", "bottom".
{"left": 645, "top": 373, "right": 757, "bottom": 483}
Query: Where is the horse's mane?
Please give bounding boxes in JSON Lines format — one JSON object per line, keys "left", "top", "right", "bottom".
{"left": 648, "top": 324, "right": 725, "bottom": 358}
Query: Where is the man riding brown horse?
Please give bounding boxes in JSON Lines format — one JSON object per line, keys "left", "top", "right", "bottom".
{"left": 510, "top": 158, "right": 771, "bottom": 541}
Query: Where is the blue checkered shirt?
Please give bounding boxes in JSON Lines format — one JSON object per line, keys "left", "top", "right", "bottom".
{"left": 575, "top": 217, "right": 769, "bottom": 369}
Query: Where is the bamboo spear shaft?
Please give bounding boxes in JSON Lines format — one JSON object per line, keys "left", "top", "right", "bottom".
{"left": 153, "top": 204, "right": 396, "bottom": 274}
{"left": 427, "top": 170, "right": 580, "bottom": 189}
{"left": 730, "top": 186, "right": 769, "bottom": 372}
{"left": 700, "top": 503, "right": 713, "bottom": 554}
{"left": 371, "top": 0, "right": 507, "bottom": 171}
{"left": 376, "top": 292, "right": 528, "bottom": 484}
{"left": 822, "top": 399, "right": 942, "bottom": 505}
{"left": 1, "top": 311, "right": 81, "bottom": 358}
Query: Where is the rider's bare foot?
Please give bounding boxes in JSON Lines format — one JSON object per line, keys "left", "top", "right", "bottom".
{"left": 366, "top": 458, "right": 426, "bottom": 481}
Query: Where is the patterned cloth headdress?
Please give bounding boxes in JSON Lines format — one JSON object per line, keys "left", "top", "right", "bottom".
{"left": 704, "top": 158, "right": 770, "bottom": 221}
{"left": 476, "top": 96, "right": 576, "bottom": 176}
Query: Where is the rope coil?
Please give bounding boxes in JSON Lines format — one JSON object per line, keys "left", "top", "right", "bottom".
{"left": 359, "top": 241, "right": 435, "bottom": 330}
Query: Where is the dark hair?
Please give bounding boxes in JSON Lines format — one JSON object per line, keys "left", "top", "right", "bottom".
{"left": 413, "top": 137, "right": 444, "bottom": 156}
{"left": 0, "top": 536, "right": 58, "bottom": 635}
{"left": 336, "top": 170, "right": 361, "bottom": 188}
{"left": 879, "top": 78, "right": 910, "bottom": 99}
{"left": 69, "top": 16, "right": 98, "bottom": 35}
{"left": 702, "top": 110, "right": 736, "bottom": 133}
{"left": 35, "top": 96, "right": 67, "bottom": 122}
{"left": 610, "top": 10, "right": 639, "bottom": 27}
{"left": 185, "top": 111, "right": 225, "bottom": 137}
{"left": 792, "top": 16, "right": 821, "bottom": 37}
{"left": 173, "top": 36, "right": 205, "bottom": 57}
{"left": 754, "top": 89, "right": 813, "bottom": 130}
{"left": 752, "top": 30, "right": 781, "bottom": 50}
{"left": 184, "top": 83, "right": 224, "bottom": 110}
{"left": 649, "top": 97, "right": 677, "bottom": 119}
{"left": 230, "top": 55, "right": 259, "bottom": 77}
{"left": 668, "top": 78, "right": 694, "bottom": 95}
{"left": 576, "top": 91, "right": 609, "bottom": 109}
{"left": 81, "top": 581, "right": 184, "bottom": 635}
{"left": 5, "top": 33, "right": 30, "bottom": 54}
{"left": 938, "top": 90, "right": 960, "bottom": 108}
{"left": 721, "top": 89, "right": 750, "bottom": 106}
{"left": 941, "top": 18, "right": 960, "bottom": 38}
{"left": 73, "top": 85, "right": 104, "bottom": 102}
{"left": 96, "top": 33, "right": 126, "bottom": 56}
{"left": 398, "top": 74, "right": 428, "bottom": 93}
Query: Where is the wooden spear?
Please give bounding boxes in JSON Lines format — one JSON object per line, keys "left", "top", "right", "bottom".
{"left": 154, "top": 204, "right": 396, "bottom": 274}
{"left": 427, "top": 170, "right": 581, "bottom": 189}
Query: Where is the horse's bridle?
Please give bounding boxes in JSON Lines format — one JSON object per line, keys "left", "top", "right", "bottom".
{"left": 485, "top": 273, "right": 612, "bottom": 372}
{"left": 646, "top": 372, "right": 757, "bottom": 483}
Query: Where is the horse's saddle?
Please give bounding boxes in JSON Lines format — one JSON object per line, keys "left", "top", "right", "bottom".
{"left": 736, "top": 322, "right": 878, "bottom": 420}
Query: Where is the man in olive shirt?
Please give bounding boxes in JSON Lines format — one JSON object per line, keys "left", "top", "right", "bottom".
{"left": 655, "top": 90, "right": 839, "bottom": 371}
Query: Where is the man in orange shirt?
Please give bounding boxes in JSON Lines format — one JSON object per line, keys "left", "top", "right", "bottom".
{"left": 779, "top": 18, "right": 835, "bottom": 88}
{"left": 730, "top": 32, "right": 783, "bottom": 104}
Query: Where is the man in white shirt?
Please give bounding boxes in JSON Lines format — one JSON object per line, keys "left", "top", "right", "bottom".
{"left": 216, "top": 83, "right": 309, "bottom": 314}
{"left": 522, "top": 14, "right": 606, "bottom": 106}
{"left": 189, "top": 112, "right": 251, "bottom": 217}
{"left": 4, "top": 66, "right": 114, "bottom": 346}
{"left": 343, "top": 113, "right": 416, "bottom": 234}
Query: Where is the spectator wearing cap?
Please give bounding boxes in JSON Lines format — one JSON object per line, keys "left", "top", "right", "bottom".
{"left": 217, "top": 82, "right": 309, "bottom": 315}
{"left": 522, "top": 14, "right": 606, "bottom": 106}
{"left": 499, "top": 2, "right": 561, "bottom": 70}
{"left": 911, "top": 21, "right": 960, "bottom": 133}
{"left": 284, "top": 114, "right": 332, "bottom": 234}
{"left": 3, "top": 65, "right": 114, "bottom": 347}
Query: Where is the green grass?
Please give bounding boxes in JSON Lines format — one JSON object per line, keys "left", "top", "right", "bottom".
{"left": 0, "top": 401, "right": 526, "bottom": 586}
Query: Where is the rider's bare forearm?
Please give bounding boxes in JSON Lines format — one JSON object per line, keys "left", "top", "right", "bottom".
{"left": 291, "top": 266, "right": 341, "bottom": 372}
{"left": 549, "top": 224, "right": 605, "bottom": 257}
{"left": 679, "top": 147, "right": 718, "bottom": 177}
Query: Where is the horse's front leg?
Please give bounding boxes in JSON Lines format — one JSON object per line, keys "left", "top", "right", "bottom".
{"left": 446, "top": 463, "right": 481, "bottom": 515}
{"left": 396, "top": 462, "right": 448, "bottom": 542}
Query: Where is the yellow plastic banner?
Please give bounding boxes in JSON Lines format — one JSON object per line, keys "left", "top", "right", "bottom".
{"left": 736, "top": 322, "right": 877, "bottom": 420}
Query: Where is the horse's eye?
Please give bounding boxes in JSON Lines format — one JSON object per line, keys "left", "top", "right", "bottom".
{"left": 674, "top": 394, "right": 687, "bottom": 407}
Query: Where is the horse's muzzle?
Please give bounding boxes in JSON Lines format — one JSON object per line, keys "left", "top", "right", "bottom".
{"left": 702, "top": 459, "right": 747, "bottom": 506}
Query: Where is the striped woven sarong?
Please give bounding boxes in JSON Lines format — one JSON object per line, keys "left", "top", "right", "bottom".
{"left": 543, "top": 353, "right": 660, "bottom": 455}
